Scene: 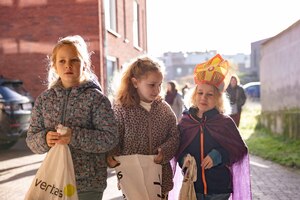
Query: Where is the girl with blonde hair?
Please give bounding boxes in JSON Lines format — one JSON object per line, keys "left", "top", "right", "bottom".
{"left": 26, "top": 35, "right": 118, "bottom": 200}
{"left": 107, "top": 56, "right": 179, "bottom": 199}
{"left": 172, "top": 54, "right": 251, "bottom": 200}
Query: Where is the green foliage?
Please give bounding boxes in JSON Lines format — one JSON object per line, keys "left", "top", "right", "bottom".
{"left": 239, "top": 101, "right": 300, "bottom": 169}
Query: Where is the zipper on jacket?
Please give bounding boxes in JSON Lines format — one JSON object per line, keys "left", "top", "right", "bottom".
{"left": 60, "top": 89, "right": 71, "bottom": 125}
{"left": 189, "top": 114, "right": 208, "bottom": 194}
{"left": 200, "top": 125, "right": 208, "bottom": 195}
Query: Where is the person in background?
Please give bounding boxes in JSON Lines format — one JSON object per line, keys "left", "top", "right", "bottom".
{"left": 181, "top": 82, "right": 191, "bottom": 99}
{"left": 107, "top": 56, "right": 180, "bottom": 199}
{"left": 26, "top": 35, "right": 119, "bottom": 200}
{"left": 165, "top": 81, "right": 185, "bottom": 121}
{"left": 173, "top": 54, "right": 252, "bottom": 200}
{"left": 226, "top": 75, "right": 247, "bottom": 127}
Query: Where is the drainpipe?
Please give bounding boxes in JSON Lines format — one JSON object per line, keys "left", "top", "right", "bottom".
{"left": 99, "top": 0, "right": 107, "bottom": 94}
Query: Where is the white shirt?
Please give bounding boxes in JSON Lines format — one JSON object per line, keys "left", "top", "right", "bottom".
{"left": 140, "top": 101, "right": 152, "bottom": 112}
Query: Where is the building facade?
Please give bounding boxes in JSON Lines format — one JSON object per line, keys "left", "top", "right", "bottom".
{"left": 0, "top": 0, "right": 147, "bottom": 98}
{"left": 260, "top": 19, "right": 300, "bottom": 139}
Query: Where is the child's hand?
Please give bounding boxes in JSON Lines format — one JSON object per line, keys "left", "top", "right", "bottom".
{"left": 154, "top": 148, "right": 164, "bottom": 164}
{"left": 56, "top": 124, "right": 72, "bottom": 145}
{"left": 46, "top": 131, "right": 60, "bottom": 147}
{"left": 107, "top": 156, "right": 120, "bottom": 168}
{"left": 202, "top": 155, "right": 213, "bottom": 169}
{"left": 182, "top": 156, "right": 191, "bottom": 178}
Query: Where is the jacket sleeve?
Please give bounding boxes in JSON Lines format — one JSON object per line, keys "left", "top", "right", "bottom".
{"left": 26, "top": 94, "right": 51, "bottom": 154}
{"left": 69, "top": 95, "right": 119, "bottom": 153}
{"left": 238, "top": 86, "right": 247, "bottom": 108}
{"left": 214, "top": 146, "right": 230, "bottom": 165}
{"left": 107, "top": 105, "right": 124, "bottom": 156}
{"left": 159, "top": 106, "right": 180, "bottom": 164}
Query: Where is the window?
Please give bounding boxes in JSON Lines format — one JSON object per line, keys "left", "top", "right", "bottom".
{"left": 104, "top": 0, "right": 117, "bottom": 32}
{"left": 106, "top": 56, "right": 118, "bottom": 99}
{"left": 133, "top": 0, "right": 140, "bottom": 47}
{"left": 106, "top": 56, "right": 117, "bottom": 84}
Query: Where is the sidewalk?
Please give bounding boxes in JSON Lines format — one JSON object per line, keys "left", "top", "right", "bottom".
{"left": 1, "top": 138, "right": 300, "bottom": 200}
{"left": 249, "top": 155, "right": 300, "bottom": 200}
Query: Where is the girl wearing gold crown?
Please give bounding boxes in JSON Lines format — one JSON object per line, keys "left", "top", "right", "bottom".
{"left": 172, "top": 54, "right": 252, "bottom": 200}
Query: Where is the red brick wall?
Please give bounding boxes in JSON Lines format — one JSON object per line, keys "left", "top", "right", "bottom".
{"left": 0, "top": 0, "right": 147, "bottom": 98}
{"left": 106, "top": 0, "right": 147, "bottom": 68}
{"left": 0, "top": 0, "right": 103, "bottom": 99}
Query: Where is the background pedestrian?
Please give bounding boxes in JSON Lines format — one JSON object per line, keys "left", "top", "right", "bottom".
{"left": 226, "top": 74, "right": 247, "bottom": 127}
{"left": 165, "top": 81, "right": 185, "bottom": 121}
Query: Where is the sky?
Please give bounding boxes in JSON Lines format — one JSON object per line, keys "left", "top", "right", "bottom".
{"left": 146, "top": 0, "right": 300, "bottom": 56}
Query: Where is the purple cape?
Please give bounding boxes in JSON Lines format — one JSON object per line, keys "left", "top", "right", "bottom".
{"left": 169, "top": 112, "right": 252, "bottom": 200}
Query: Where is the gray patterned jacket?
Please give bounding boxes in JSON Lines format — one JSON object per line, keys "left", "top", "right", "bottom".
{"left": 26, "top": 80, "right": 118, "bottom": 192}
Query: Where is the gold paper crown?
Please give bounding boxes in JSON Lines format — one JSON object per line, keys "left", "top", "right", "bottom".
{"left": 194, "top": 54, "right": 230, "bottom": 92}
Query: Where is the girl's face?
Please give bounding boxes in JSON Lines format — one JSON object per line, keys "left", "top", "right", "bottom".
{"left": 230, "top": 77, "right": 237, "bottom": 87}
{"left": 195, "top": 83, "right": 217, "bottom": 117}
{"left": 132, "top": 71, "right": 163, "bottom": 103}
{"left": 54, "top": 45, "right": 84, "bottom": 88}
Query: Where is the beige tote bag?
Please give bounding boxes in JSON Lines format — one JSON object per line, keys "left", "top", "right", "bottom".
{"left": 115, "top": 154, "right": 162, "bottom": 200}
{"left": 179, "top": 154, "right": 197, "bottom": 200}
{"left": 24, "top": 144, "right": 78, "bottom": 200}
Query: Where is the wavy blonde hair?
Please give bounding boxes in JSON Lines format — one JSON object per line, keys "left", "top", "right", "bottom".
{"left": 114, "top": 56, "right": 164, "bottom": 107}
{"left": 47, "top": 35, "right": 98, "bottom": 89}
{"left": 188, "top": 83, "right": 230, "bottom": 114}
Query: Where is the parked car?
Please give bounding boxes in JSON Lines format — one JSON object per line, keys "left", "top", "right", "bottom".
{"left": 0, "top": 76, "right": 34, "bottom": 149}
{"left": 243, "top": 81, "right": 260, "bottom": 100}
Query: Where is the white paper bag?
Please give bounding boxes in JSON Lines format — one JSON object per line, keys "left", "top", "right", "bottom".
{"left": 115, "top": 154, "right": 162, "bottom": 200}
{"left": 25, "top": 144, "right": 78, "bottom": 200}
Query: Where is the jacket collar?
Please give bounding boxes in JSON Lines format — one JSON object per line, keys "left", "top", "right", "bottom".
{"left": 188, "top": 107, "right": 219, "bottom": 122}
{"left": 51, "top": 79, "right": 101, "bottom": 98}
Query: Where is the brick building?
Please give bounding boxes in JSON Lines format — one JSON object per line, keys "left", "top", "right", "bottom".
{"left": 0, "top": 0, "right": 147, "bottom": 98}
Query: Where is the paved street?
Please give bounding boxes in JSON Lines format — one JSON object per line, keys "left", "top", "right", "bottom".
{"left": 1, "top": 138, "right": 300, "bottom": 200}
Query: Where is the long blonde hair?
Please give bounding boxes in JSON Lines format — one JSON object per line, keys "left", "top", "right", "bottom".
{"left": 114, "top": 56, "right": 164, "bottom": 107}
{"left": 47, "top": 35, "right": 98, "bottom": 89}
